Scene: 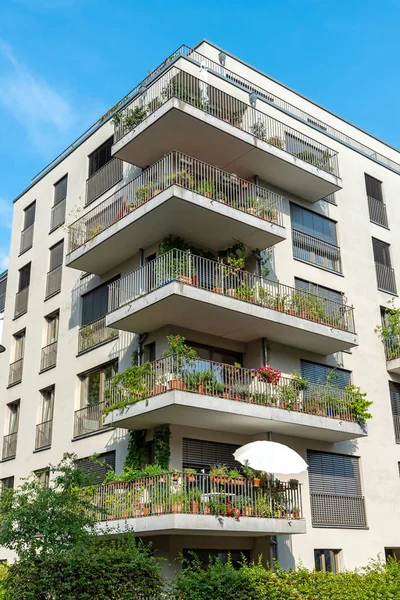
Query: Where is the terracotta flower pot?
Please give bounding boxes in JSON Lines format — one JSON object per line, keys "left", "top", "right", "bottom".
{"left": 143, "top": 507, "right": 150, "bottom": 516}
{"left": 293, "top": 511, "right": 300, "bottom": 519}
{"left": 186, "top": 474, "right": 196, "bottom": 483}
{"left": 197, "top": 384, "right": 204, "bottom": 394}
{"left": 226, "top": 289, "right": 236, "bottom": 297}
{"left": 177, "top": 275, "right": 191, "bottom": 285}
{"left": 253, "top": 478, "right": 261, "bottom": 487}
{"left": 153, "top": 384, "right": 167, "bottom": 395}
{"left": 243, "top": 506, "right": 253, "bottom": 517}
{"left": 190, "top": 501, "right": 200, "bottom": 514}
{"left": 173, "top": 473, "right": 180, "bottom": 481}
{"left": 213, "top": 287, "right": 223, "bottom": 294}
{"left": 170, "top": 379, "right": 185, "bottom": 391}
{"left": 172, "top": 502, "right": 182, "bottom": 514}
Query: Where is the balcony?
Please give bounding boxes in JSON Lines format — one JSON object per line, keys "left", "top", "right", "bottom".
{"left": 292, "top": 230, "right": 342, "bottom": 274}
{"left": 40, "top": 341, "right": 57, "bottom": 371}
{"left": 112, "top": 67, "right": 341, "bottom": 202}
{"left": 73, "top": 402, "right": 106, "bottom": 438}
{"left": 85, "top": 157, "right": 123, "bottom": 206}
{"left": 368, "top": 196, "right": 388, "bottom": 228}
{"left": 78, "top": 317, "right": 118, "bottom": 354}
{"left": 310, "top": 492, "right": 367, "bottom": 528}
{"left": 50, "top": 199, "right": 66, "bottom": 231}
{"left": 96, "top": 473, "right": 306, "bottom": 536}
{"left": 35, "top": 420, "right": 52, "bottom": 450}
{"left": 45, "top": 265, "right": 62, "bottom": 299}
{"left": 107, "top": 250, "right": 358, "bottom": 354}
{"left": 20, "top": 224, "right": 34, "bottom": 254}
{"left": 14, "top": 286, "right": 29, "bottom": 318}
{"left": 393, "top": 415, "right": 400, "bottom": 443}
{"left": 104, "top": 356, "right": 366, "bottom": 442}
{"left": 2, "top": 432, "right": 17, "bottom": 460}
{"left": 375, "top": 262, "right": 397, "bottom": 295}
{"left": 67, "top": 151, "right": 286, "bottom": 276}
{"left": 385, "top": 337, "right": 400, "bottom": 374}
{"left": 8, "top": 358, "right": 23, "bottom": 386}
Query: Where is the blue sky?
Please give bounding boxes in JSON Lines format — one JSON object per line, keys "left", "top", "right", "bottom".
{"left": 0, "top": 0, "right": 399, "bottom": 271}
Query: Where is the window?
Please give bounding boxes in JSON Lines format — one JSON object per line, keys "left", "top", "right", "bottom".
{"left": 34, "top": 469, "right": 50, "bottom": 488}
{"left": 46, "top": 241, "right": 64, "bottom": 298}
{"left": 80, "top": 362, "right": 116, "bottom": 407}
{"left": 290, "top": 204, "right": 341, "bottom": 273}
{"left": 300, "top": 360, "right": 351, "bottom": 389}
{"left": 365, "top": 174, "right": 383, "bottom": 202}
{"left": 23, "top": 202, "right": 36, "bottom": 230}
{"left": 389, "top": 382, "right": 400, "bottom": 443}
{"left": 7, "top": 401, "right": 20, "bottom": 435}
{"left": 88, "top": 138, "right": 113, "bottom": 177}
{"left": 295, "top": 278, "right": 344, "bottom": 306}
{"left": 372, "top": 238, "right": 396, "bottom": 294}
{"left": 49, "top": 240, "right": 64, "bottom": 272}
{"left": 188, "top": 342, "right": 242, "bottom": 366}
{"left": 314, "top": 549, "right": 340, "bottom": 573}
{"left": 20, "top": 202, "right": 36, "bottom": 253}
{"left": 77, "top": 451, "right": 115, "bottom": 485}
{"left": 40, "top": 313, "right": 58, "bottom": 371}
{"left": 46, "top": 312, "right": 59, "bottom": 345}
{"left": 36, "top": 388, "right": 54, "bottom": 449}
{"left": 81, "top": 277, "right": 118, "bottom": 326}
{"left": 0, "top": 271, "right": 7, "bottom": 313}
{"left": 40, "top": 386, "right": 54, "bottom": 423}
{"left": 307, "top": 450, "right": 366, "bottom": 528}
{"left": 13, "top": 331, "right": 25, "bottom": 362}
{"left": 144, "top": 342, "right": 156, "bottom": 363}
{"left": 0, "top": 476, "right": 14, "bottom": 489}
{"left": 322, "top": 193, "right": 336, "bottom": 205}
{"left": 51, "top": 175, "right": 68, "bottom": 230}
{"left": 183, "top": 438, "right": 241, "bottom": 472}
{"left": 18, "top": 263, "right": 31, "bottom": 292}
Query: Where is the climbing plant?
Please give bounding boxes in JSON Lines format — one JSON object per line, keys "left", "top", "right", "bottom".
{"left": 153, "top": 425, "right": 171, "bottom": 469}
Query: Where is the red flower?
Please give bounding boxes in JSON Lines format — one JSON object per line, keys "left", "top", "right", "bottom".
{"left": 258, "top": 365, "right": 282, "bottom": 385}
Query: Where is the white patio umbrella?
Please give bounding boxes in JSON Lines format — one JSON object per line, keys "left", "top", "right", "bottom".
{"left": 233, "top": 441, "right": 308, "bottom": 475}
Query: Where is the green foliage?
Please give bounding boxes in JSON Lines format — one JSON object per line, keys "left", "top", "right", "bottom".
{"left": 375, "top": 299, "right": 400, "bottom": 358}
{"left": 103, "top": 362, "right": 154, "bottom": 415}
{"left": 153, "top": 424, "right": 171, "bottom": 469}
{"left": 170, "top": 556, "right": 400, "bottom": 600}
{"left": 123, "top": 105, "right": 147, "bottom": 130}
{"left": 162, "top": 76, "right": 204, "bottom": 108}
{"left": 196, "top": 179, "right": 215, "bottom": 197}
{"left": 0, "top": 563, "right": 6, "bottom": 600}
{"left": 0, "top": 455, "right": 101, "bottom": 558}
{"left": 4, "top": 534, "right": 163, "bottom": 600}
{"left": 345, "top": 384, "right": 373, "bottom": 424}
{"left": 125, "top": 429, "right": 147, "bottom": 470}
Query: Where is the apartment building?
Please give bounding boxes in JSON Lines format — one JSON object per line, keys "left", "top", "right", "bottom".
{"left": 1, "top": 40, "right": 400, "bottom": 574}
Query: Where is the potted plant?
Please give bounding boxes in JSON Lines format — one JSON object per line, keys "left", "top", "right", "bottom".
{"left": 188, "top": 487, "right": 201, "bottom": 514}
{"left": 162, "top": 334, "right": 198, "bottom": 391}
{"left": 168, "top": 169, "right": 193, "bottom": 188}
{"left": 142, "top": 503, "right": 151, "bottom": 517}
{"left": 210, "top": 464, "right": 228, "bottom": 484}
{"left": 170, "top": 491, "right": 187, "bottom": 514}
{"left": 239, "top": 497, "right": 253, "bottom": 517}
{"left": 250, "top": 120, "right": 268, "bottom": 141}
{"left": 267, "top": 136, "right": 284, "bottom": 149}
{"left": 196, "top": 179, "right": 215, "bottom": 198}
{"left": 184, "top": 468, "right": 196, "bottom": 483}
{"left": 227, "top": 469, "right": 245, "bottom": 485}
{"left": 258, "top": 366, "right": 282, "bottom": 386}
{"left": 87, "top": 223, "right": 105, "bottom": 240}
{"left": 123, "top": 106, "right": 148, "bottom": 130}
{"left": 171, "top": 469, "right": 181, "bottom": 482}
{"left": 292, "top": 506, "right": 300, "bottom": 519}
{"left": 288, "top": 478, "right": 299, "bottom": 490}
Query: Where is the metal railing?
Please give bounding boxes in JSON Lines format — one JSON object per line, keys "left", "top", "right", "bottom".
{"left": 14, "top": 286, "right": 29, "bottom": 317}
{"left": 85, "top": 157, "right": 123, "bottom": 206}
{"left": 368, "top": 196, "right": 388, "bottom": 228}
{"left": 108, "top": 249, "right": 355, "bottom": 333}
{"left": 8, "top": 358, "right": 23, "bottom": 386}
{"left": 74, "top": 402, "right": 106, "bottom": 438}
{"left": 95, "top": 473, "right": 303, "bottom": 522}
{"left": 78, "top": 316, "right": 118, "bottom": 354}
{"left": 105, "top": 355, "right": 360, "bottom": 423}
{"left": 292, "top": 229, "right": 342, "bottom": 273}
{"left": 113, "top": 67, "right": 339, "bottom": 177}
{"left": 393, "top": 415, "right": 400, "bottom": 443}
{"left": 2, "top": 432, "right": 17, "bottom": 460}
{"left": 35, "top": 420, "right": 52, "bottom": 450}
{"left": 375, "top": 262, "right": 397, "bottom": 295}
{"left": 385, "top": 337, "right": 400, "bottom": 362}
{"left": 50, "top": 199, "right": 66, "bottom": 230}
{"left": 31, "top": 42, "right": 400, "bottom": 192}
{"left": 20, "top": 224, "right": 34, "bottom": 254}
{"left": 40, "top": 341, "right": 57, "bottom": 371}
{"left": 310, "top": 492, "right": 366, "bottom": 528}
{"left": 45, "top": 265, "right": 62, "bottom": 298}
{"left": 68, "top": 151, "right": 284, "bottom": 253}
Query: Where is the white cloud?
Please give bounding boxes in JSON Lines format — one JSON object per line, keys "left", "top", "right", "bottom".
{"left": 0, "top": 40, "right": 77, "bottom": 153}
{"left": 0, "top": 197, "right": 13, "bottom": 230}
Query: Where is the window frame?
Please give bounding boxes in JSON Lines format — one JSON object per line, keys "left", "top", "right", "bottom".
{"left": 79, "top": 361, "right": 117, "bottom": 408}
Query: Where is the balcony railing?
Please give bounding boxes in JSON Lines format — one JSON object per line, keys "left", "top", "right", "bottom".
{"left": 74, "top": 402, "right": 106, "bottom": 438}
{"left": 40, "top": 341, "right": 57, "bottom": 371}
{"left": 78, "top": 316, "right": 118, "bottom": 354}
{"left": 8, "top": 358, "right": 23, "bottom": 386}
{"left": 108, "top": 249, "right": 355, "bottom": 333}
{"left": 86, "top": 157, "right": 123, "bottom": 206}
{"left": 35, "top": 420, "right": 52, "bottom": 450}
{"left": 20, "top": 224, "right": 34, "bottom": 254}
{"left": 68, "top": 151, "right": 284, "bottom": 254}
{"left": 368, "top": 196, "right": 388, "bottom": 228}
{"left": 292, "top": 229, "right": 342, "bottom": 273}
{"left": 14, "top": 286, "right": 29, "bottom": 318}
{"left": 95, "top": 473, "right": 303, "bottom": 522}
{"left": 393, "top": 415, "right": 400, "bottom": 443}
{"left": 2, "top": 432, "right": 17, "bottom": 460}
{"left": 310, "top": 492, "right": 366, "bottom": 528}
{"left": 50, "top": 199, "right": 66, "bottom": 231}
{"left": 385, "top": 337, "right": 400, "bottom": 362}
{"left": 375, "top": 262, "right": 397, "bottom": 295}
{"left": 45, "top": 265, "right": 62, "bottom": 298}
{"left": 105, "top": 355, "right": 360, "bottom": 423}
{"left": 113, "top": 67, "right": 339, "bottom": 177}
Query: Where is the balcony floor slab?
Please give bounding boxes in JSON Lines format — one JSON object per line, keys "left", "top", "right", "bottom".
{"left": 387, "top": 358, "right": 400, "bottom": 375}
{"left": 112, "top": 99, "right": 342, "bottom": 202}
{"left": 104, "top": 390, "right": 367, "bottom": 442}
{"left": 66, "top": 185, "right": 286, "bottom": 275}
{"left": 106, "top": 281, "right": 358, "bottom": 354}
{"left": 97, "top": 513, "right": 306, "bottom": 537}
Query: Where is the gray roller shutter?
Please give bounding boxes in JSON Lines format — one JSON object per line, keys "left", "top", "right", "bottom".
{"left": 307, "top": 450, "right": 361, "bottom": 496}
{"left": 389, "top": 382, "right": 400, "bottom": 416}
{"left": 295, "top": 278, "right": 343, "bottom": 306}
{"left": 23, "top": 202, "right": 36, "bottom": 229}
{"left": 300, "top": 360, "right": 350, "bottom": 390}
{"left": 365, "top": 174, "right": 383, "bottom": 203}
{"left": 54, "top": 175, "right": 68, "bottom": 205}
{"left": 372, "top": 238, "right": 392, "bottom": 267}
{"left": 77, "top": 451, "right": 115, "bottom": 485}
{"left": 49, "top": 240, "right": 64, "bottom": 271}
{"left": 183, "top": 438, "right": 241, "bottom": 471}
{"left": 81, "top": 276, "right": 119, "bottom": 326}
{"left": 290, "top": 203, "right": 337, "bottom": 245}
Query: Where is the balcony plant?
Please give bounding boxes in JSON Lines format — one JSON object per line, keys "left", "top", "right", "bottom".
{"left": 168, "top": 169, "right": 193, "bottom": 188}
{"left": 210, "top": 464, "right": 228, "bottom": 484}
{"left": 258, "top": 366, "right": 281, "bottom": 386}
{"left": 254, "top": 494, "right": 272, "bottom": 517}
{"left": 375, "top": 300, "right": 400, "bottom": 360}
{"left": 147, "top": 96, "right": 163, "bottom": 113}
{"left": 346, "top": 384, "right": 372, "bottom": 424}
{"left": 196, "top": 179, "right": 215, "bottom": 198}
{"left": 250, "top": 120, "right": 268, "bottom": 141}
{"left": 162, "top": 335, "right": 198, "bottom": 390}
{"left": 123, "top": 106, "right": 148, "bottom": 130}
{"left": 227, "top": 469, "right": 245, "bottom": 486}
{"left": 87, "top": 223, "right": 105, "bottom": 241}
{"left": 241, "top": 460, "right": 261, "bottom": 487}
{"left": 236, "top": 283, "right": 254, "bottom": 302}
{"left": 135, "top": 182, "right": 156, "bottom": 204}
{"left": 290, "top": 371, "right": 309, "bottom": 391}
{"left": 162, "top": 76, "right": 204, "bottom": 109}
{"left": 102, "top": 362, "right": 154, "bottom": 416}
{"left": 238, "top": 497, "right": 253, "bottom": 517}
{"left": 184, "top": 468, "right": 196, "bottom": 483}
{"left": 230, "top": 383, "right": 251, "bottom": 402}
{"left": 267, "top": 136, "right": 284, "bottom": 149}
{"left": 170, "top": 491, "right": 188, "bottom": 514}
{"left": 188, "top": 487, "right": 202, "bottom": 514}
{"left": 277, "top": 382, "right": 301, "bottom": 410}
